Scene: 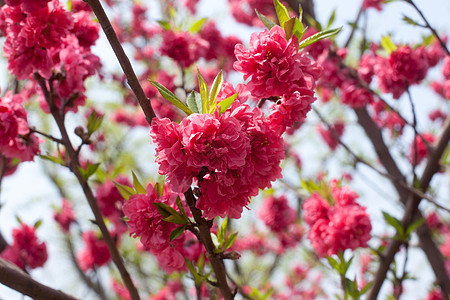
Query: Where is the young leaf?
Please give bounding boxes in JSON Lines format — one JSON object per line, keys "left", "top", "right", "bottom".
{"left": 170, "top": 226, "right": 186, "bottom": 241}
{"left": 131, "top": 171, "right": 146, "bottom": 194}
{"left": 67, "top": 0, "right": 72, "bottom": 11}
{"left": 34, "top": 219, "right": 43, "bottom": 229}
{"left": 298, "top": 3, "right": 303, "bottom": 23}
{"left": 273, "top": 0, "right": 290, "bottom": 26}
{"left": 153, "top": 202, "right": 180, "bottom": 219}
{"left": 197, "top": 70, "right": 209, "bottom": 113}
{"left": 298, "top": 27, "right": 342, "bottom": 49}
{"left": 327, "top": 9, "right": 336, "bottom": 29}
{"left": 163, "top": 213, "right": 189, "bottom": 225}
{"left": 150, "top": 81, "right": 193, "bottom": 115}
{"left": 283, "top": 17, "right": 304, "bottom": 41}
{"left": 224, "top": 232, "right": 238, "bottom": 249}
{"left": 406, "top": 218, "right": 425, "bottom": 237}
{"left": 360, "top": 282, "right": 373, "bottom": 295}
{"left": 190, "top": 17, "right": 207, "bottom": 33}
{"left": 186, "top": 91, "right": 202, "bottom": 114}
{"left": 39, "top": 154, "right": 66, "bottom": 166}
{"left": 381, "top": 36, "right": 398, "bottom": 54}
{"left": 382, "top": 211, "right": 405, "bottom": 238}
{"left": 326, "top": 255, "right": 339, "bottom": 271}
{"left": 157, "top": 20, "right": 171, "bottom": 30}
{"left": 114, "top": 181, "right": 136, "bottom": 200}
{"left": 402, "top": 15, "right": 419, "bottom": 26}
{"left": 221, "top": 216, "right": 229, "bottom": 234}
{"left": 219, "top": 93, "right": 238, "bottom": 114}
{"left": 87, "top": 110, "right": 104, "bottom": 136}
{"left": 176, "top": 196, "right": 189, "bottom": 222}
{"left": 255, "top": 9, "right": 276, "bottom": 30}
{"left": 208, "top": 70, "right": 223, "bottom": 113}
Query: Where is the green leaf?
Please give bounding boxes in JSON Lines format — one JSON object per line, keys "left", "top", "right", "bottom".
{"left": 406, "top": 218, "right": 425, "bottom": 236}
{"left": 176, "top": 196, "right": 189, "bottom": 223}
{"left": 190, "top": 17, "right": 207, "bottom": 33}
{"left": 219, "top": 93, "right": 238, "bottom": 114}
{"left": 208, "top": 70, "right": 223, "bottom": 113}
{"left": 402, "top": 15, "right": 419, "bottom": 26}
{"left": 381, "top": 36, "right": 398, "bottom": 54}
{"left": 131, "top": 171, "right": 146, "bottom": 194}
{"left": 326, "top": 256, "right": 340, "bottom": 271}
{"left": 186, "top": 91, "right": 203, "bottom": 114}
{"left": 15, "top": 215, "right": 22, "bottom": 225}
{"left": 299, "top": 27, "right": 342, "bottom": 49}
{"left": 197, "top": 69, "right": 209, "bottom": 114}
{"left": 185, "top": 260, "right": 202, "bottom": 284}
{"left": 170, "top": 226, "right": 186, "bottom": 241}
{"left": 78, "top": 162, "right": 100, "bottom": 180}
{"left": 87, "top": 110, "right": 104, "bottom": 136}
{"left": 157, "top": 20, "right": 171, "bottom": 30}
{"left": 298, "top": 3, "right": 303, "bottom": 23}
{"left": 163, "top": 213, "right": 188, "bottom": 225}
{"left": 327, "top": 9, "right": 336, "bottom": 29}
{"left": 221, "top": 216, "right": 229, "bottom": 234}
{"left": 114, "top": 181, "right": 135, "bottom": 200}
{"left": 210, "top": 233, "right": 220, "bottom": 249}
{"left": 153, "top": 202, "right": 180, "bottom": 218}
{"left": 273, "top": 0, "right": 290, "bottom": 26}
{"left": 255, "top": 9, "right": 277, "bottom": 30}
{"left": 360, "top": 282, "right": 373, "bottom": 295}
{"left": 305, "top": 15, "right": 321, "bottom": 31}
{"left": 224, "top": 232, "right": 238, "bottom": 249}
{"left": 382, "top": 211, "right": 405, "bottom": 238}
{"left": 150, "top": 81, "right": 193, "bottom": 115}
{"left": 67, "top": 0, "right": 72, "bottom": 11}
{"left": 283, "top": 17, "right": 304, "bottom": 41}
{"left": 34, "top": 219, "right": 43, "bottom": 229}
{"left": 154, "top": 179, "right": 165, "bottom": 197}
{"left": 39, "top": 154, "right": 66, "bottom": 166}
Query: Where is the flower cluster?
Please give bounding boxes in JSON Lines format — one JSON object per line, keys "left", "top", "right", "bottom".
{"left": 53, "top": 199, "right": 76, "bottom": 233}
{"left": 258, "top": 195, "right": 297, "bottom": 233}
{"left": 0, "top": 0, "right": 101, "bottom": 113}
{"left": 122, "top": 183, "right": 188, "bottom": 273}
{"left": 76, "top": 231, "right": 111, "bottom": 271}
{"left": 151, "top": 101, "right": 284, "bottom": 219}
{"left": 302, "top": 181, "right": 372, "bottom": 257}
{"left": 0, "top": 223, "right": 48, "bottom": 270}
{"left": 234, "top": 25, "right": 321, "bottom": 133}
{"left": 0, "top": 91, "right": 40, "bottom": 161}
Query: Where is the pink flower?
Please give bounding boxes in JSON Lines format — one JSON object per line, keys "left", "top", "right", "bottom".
{"left": 0, "top": 91, "right": 40, "bottom": 161}
{"left": 53, "top": 199, "right": 76, "bottom": 233}
{"left": 374, "top": 56, "right": 407, "bottom": 99}
{"left": 317, "top": 121, "right": 345, "bottom": 150}
{"left": 340, "top": 80, "right": 374, "bottom": 108}
{"left": 303, "top": 183, "right": 371, "bottom": 257}
{"left": 409, "top": 133, "right": 436, "bottom": 164}
{"left": 234, "top": 25, "right": 308, "bottom": 98}
{"left": 77, "top": 231, "right": 111, "bottom": 271}
{"left": 160, "top": 30, "right": 208, "bottom": 68}
{"left": 229, "top": 0, "right": 275, "bottom": 27}
{"left": 362, "top": 0, "right": 384, "bottom": 11}
{"left": 389, "top": 45, "right": 430, "bottom": 85}
{"left": 5, "top": 0, "right": 51, "bottom": 13}
{"left": 1, "top": 223, "right": 48, "bottom": 270}
{"left": 71, "top": 10, "right": 99, "bottom": 48}
{"left": 258, "top": 195, "right": 297, "bottom": 233}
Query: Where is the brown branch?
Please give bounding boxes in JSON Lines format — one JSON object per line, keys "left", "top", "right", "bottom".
{"left": 184, "top": 188, "right": 234, "bottom": 300}
{"left": 367, "top": 115, "right": 450, "bottom": 299}
{"left": 85, "top": 0, "right": 156, "bottom": 125}
{"left": 34, "top": 74, "right": 141, "bottom": 300}
{"left": 0, "top": 258, "right": 78, "bottom": 300}
{"left": 0, "top": 232, "right": 7, "bottom": 253}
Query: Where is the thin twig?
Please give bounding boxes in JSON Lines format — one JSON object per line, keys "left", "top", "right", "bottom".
{"left": 29, "top": 127, "right": 63, "bottom": 144}
{"left": 405, "top": 0, "right": 450, "bottom": 56}
{"left": 34, "top": 73, "right": 141, "bottom": 300}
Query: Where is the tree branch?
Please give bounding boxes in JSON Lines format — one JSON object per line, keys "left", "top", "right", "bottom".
{"left": 0, "top": 258, "right": 78, "bottom": 300}
{"left": 34, "top": 74, "right": 141, "bottom": 300}
{"left": 184, "top": 188, "right": 234, "bottom": 300}
{"left": 85, "top": 0, "right": 156, "bottom": 125}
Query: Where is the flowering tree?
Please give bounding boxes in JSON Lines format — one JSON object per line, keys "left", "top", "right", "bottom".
{"left": 0, "top": 0, "right": 449, "bottom": 299}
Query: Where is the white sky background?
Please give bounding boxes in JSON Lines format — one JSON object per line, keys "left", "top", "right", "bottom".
{"left": 0, "top": 0, "right": 449, "bottom": 299}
